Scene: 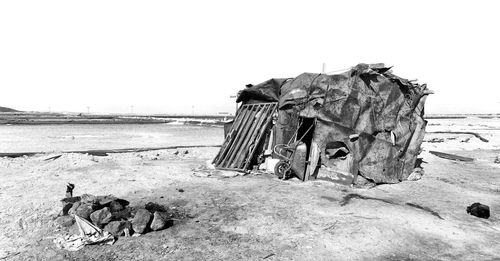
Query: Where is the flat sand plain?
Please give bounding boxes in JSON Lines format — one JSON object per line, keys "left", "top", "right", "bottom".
{"left": 0, "top": 118, "right": 499, "bottom": 260}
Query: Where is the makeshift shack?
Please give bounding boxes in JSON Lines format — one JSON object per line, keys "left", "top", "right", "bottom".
{"left": 213, "top": 63, "right": 432, "bottom": 184}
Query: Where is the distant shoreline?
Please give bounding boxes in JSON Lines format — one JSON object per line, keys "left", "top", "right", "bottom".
{"left": 1, "top": 111, "right": 498, "bottom": 125}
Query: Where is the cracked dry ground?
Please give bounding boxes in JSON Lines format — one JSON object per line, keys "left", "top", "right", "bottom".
{"left": 0, "top": 147, "right": 499, "bottom": 260}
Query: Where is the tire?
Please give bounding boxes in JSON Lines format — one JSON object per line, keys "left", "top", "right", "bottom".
{"left": 274, "top": 161, "right": 291, "bottom": 179}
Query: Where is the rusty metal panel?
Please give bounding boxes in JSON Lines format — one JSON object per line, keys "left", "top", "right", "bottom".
{"left": 213, "top": 103, "right": 277, "bottom": 171}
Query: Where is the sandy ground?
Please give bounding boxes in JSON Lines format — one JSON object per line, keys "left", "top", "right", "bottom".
{"left": 0, "top": 120, "right": 499, "bottom": 260}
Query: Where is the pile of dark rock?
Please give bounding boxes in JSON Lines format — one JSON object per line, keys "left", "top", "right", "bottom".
{"left": 55, "top": 194, "right": 174, "bottom": 237}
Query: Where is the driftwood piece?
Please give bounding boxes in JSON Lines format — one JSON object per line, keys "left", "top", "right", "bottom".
{"left": 0, "top": 145, "right": 221, "bottom": 158}
{"left": 427, "top": 131, "right": 489, "bottom": 142}
{"left": 429, "top": 150, "right": 474, "bottom": 162}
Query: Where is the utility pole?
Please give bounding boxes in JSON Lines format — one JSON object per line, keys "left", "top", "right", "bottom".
{"left": 322, "top": 63, "right": 326, "bottom": 74}
{"left": 86, "top": 106, "right": 90, "bottom": 114}
{"left": 230, "top": 95, "right": 237, "bottom": 115}
{"left": 131, "top": 105, "right": 134, "bottom": 114}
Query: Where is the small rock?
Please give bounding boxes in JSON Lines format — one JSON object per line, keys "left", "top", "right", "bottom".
{"left": 177, "top": 188, "right": 184, "bottom": 193}
{"left": 74, "top": 203, "right": 95, "bottom": 220}
{"left": 183, "top": 150, "right": 189, "bottom": 155}
{"left": 131, "top": 209, "right": 152, "bottom": 234}
{"left": 55, "top": 215, "right": 75, "bottom": 227}
{"left": 407, "top": 168, "right": 424, "bottom": 181}
{"left": 467, "top": 202, "right": 490, "bottom": 219}
{"left": 90, "top": 207, "right": 112, "bottom": 227}
{"left": 145, "top": 202, "right": 168, "bottom": 212}
{"left": 193, "top": 171, "right": 212, "bottom": 178}
{"left": 68, "top": 202, "right": 82, "bottom": 216}
{"left": 150, "top": 211, "right": 172, "bottom": 231}
{"left": 109, "top": 201, "right": 124, "bottom": 212}
{"left": 173, "top": 151, "right": 179, "bottom": 155}
{"left": 104, "top": 221, "right": 131, "bottom": 237}
{"left": 113, "top": 208, "right": 132, "bottom": 220}
{"left": 494, "top": 156, "right": 500, "bottom": 164}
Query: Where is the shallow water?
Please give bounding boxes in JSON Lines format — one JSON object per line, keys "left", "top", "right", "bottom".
{"left": 0, "top": 124, "right": 224, "bottom": 153}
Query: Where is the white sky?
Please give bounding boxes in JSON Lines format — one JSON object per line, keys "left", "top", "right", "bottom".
{"left": 1, "top": 0, "right": 499, "bottom": 115}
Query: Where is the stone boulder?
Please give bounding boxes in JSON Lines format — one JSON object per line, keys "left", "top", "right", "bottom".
{"left": 104, "top": 221, "right": 131, "bottom": 237}
{"left": 109, "top": 201, "right": 124, "bottom": 212}
{"left": 74, "top": 203, "right": 95, "bottom": 220}
{"left": 131, "top": 209, "right": 152, "bottom": 234}
{"left": 55, "top": 215, "right": 75, "bottom": 227}
{"left": 90, "top": 207, "right": 113, "bottom": 227}
{"left": 150, "top": 211, "right": 173, "bottom": 231}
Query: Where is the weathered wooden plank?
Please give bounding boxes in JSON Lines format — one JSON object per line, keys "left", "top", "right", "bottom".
{"left": 242, "top": 104, "right": 277, "bottom": 169}
{"left": 429, "top": 150, "right": 474, "bottom": 162}
{"left": 224, "top": 104, "right": 262, "bottom": 167}
{"left": 213, "top": 105, "right": 250, "bottom": 164}
{"left": 215, "top": 104, "right": 255, "bottom": 166}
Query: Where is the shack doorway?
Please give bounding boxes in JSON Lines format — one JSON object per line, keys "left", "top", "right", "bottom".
{"left": 294, "top": 117, "right": 316, "bottom": 180}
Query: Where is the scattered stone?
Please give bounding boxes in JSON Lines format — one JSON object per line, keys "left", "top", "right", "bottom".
{"left": 467, "top": 203, "right": 490, "bottom": 219}
{"left": 112, "top": 208, "right": 132, "bottom": 220}
{"left": 150, "top": 211, "right": 173, "bottom": 231}
{"left": 55, "top": 215, "right": 75, "bottom": 227}
{"left": 193, "top": 171, "right": 212, "bottom": 178}
{"left": 74, "top": 203, "right": 95, "bottom": 220}
{"left": 80, "top": 194, "right": 98, "bottom": 204}
{"left": 109, "top": 201, "right": 124, "bottom": 212}
{"left": 407, "top": 168, "right": 424, "bottom": 181}
{"left": 145, "top": 202, "right": 168, "bottom": 212}
{"left": 131, "top": 209, "right": 152, "bottom": 234}
{"left": 90, "top": 207, "right": 112, "bottom": 227}
{"left": 104, "top": 221, "right": 131, "bottom": 237}
{"left": 68, "top": 202, "right": 82, "bottom": 216}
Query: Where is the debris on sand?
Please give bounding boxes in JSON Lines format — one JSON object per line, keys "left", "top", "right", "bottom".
{"left": 407, "top": 167, "right": 424, "bottom": 181}
{"left": 426, "top": 138, "right": 444, "bottom": 143}
{"left": 54, "top": 215, "right": 115, "bottom": 251}
{"left": 467, "top": 203, "right": 490, "bottom": 219}
{"left": 54, "top": 186, "right": 178, "bottom": 250}
{"left": 429, "top": 151, "right": 474, "bottom": 162}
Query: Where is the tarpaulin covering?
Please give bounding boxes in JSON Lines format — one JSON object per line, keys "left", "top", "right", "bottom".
{"left": 236, "top": 63, "right": 431, "bottom": 184}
